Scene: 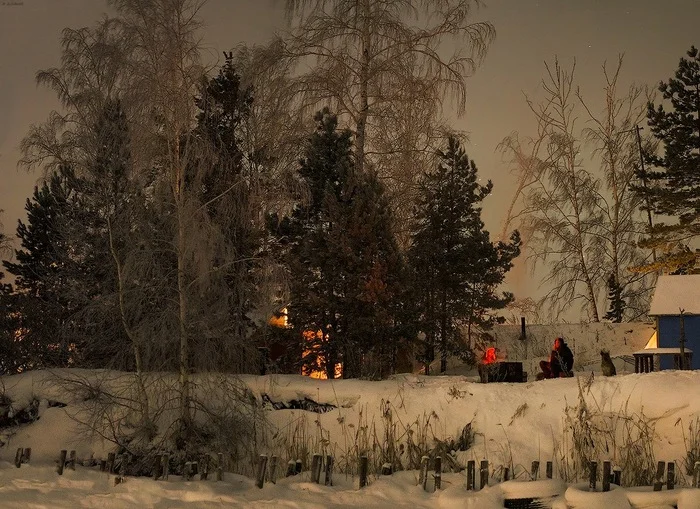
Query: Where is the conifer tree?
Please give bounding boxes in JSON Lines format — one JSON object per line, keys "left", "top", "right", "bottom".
{"left": 635, "top": 46, "right": 700, "bottom": 273}
{"left": 409, "top": 136, "right": 521, "bottom": 373}
{"left": 3, "top": 168, "right": 79, "bottom": 366}
{"left": 603, "top": 273, "right": 625, "bottom": 323}
{"left": 272, "top": 109, "right": 406, "bottom": 378}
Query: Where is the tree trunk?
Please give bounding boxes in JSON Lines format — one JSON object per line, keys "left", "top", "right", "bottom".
{"left": 355, "top": 0, "right": 371, "bottom": 176}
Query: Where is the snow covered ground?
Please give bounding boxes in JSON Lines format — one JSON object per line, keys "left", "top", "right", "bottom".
{"left": 2, "top": 367, "right": 700, "bottom": 507}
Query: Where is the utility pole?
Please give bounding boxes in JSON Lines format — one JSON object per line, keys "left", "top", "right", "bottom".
{"left": 634, "top": 125, "right": 657, "bottom": 264}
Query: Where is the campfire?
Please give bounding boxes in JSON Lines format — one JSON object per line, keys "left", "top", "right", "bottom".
{"left": 478, "top": 347, "right": 526, "bottom": 383}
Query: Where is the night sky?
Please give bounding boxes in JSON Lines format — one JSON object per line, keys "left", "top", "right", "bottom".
{"left": 1, "top": 0, "right": 698, "bottom": 299}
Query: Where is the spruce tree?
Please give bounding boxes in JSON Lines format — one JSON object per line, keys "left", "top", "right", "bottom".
{"left": 3, "top": 167, "right": 79, "bottom": 366}
{"left": 603, "top": 273, "right": 625, "bottom": 323}
{"left": 409, "top": 136, "right": 521, "bottom": 373}
{"left": 635, "top": 46, "right": 700, "bottom": 273}
{"left": 272, "top": 109, "right": 406, "bottom": 378}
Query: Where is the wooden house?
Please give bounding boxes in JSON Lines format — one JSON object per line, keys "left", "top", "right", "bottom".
{"left": 646, "top": 275, "right": 700, "bottom": 370}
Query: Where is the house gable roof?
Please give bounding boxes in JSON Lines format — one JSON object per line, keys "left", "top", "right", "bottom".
{"left": 649, "top": 275, "right": 700, "bottom": 316}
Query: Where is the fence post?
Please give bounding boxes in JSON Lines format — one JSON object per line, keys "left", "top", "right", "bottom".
{"left": 269, "top": 455, "right": 278, "bottom": 484}
{"left": 295, "top": 459, "right": 303, "bottom": 475}
{"left": 216, "top": 453, "right": 223, "bottom": 482}
{"left": 183, "top": 461, "right": 193, "bottom": 481}
{"left": 57, "top": 450, "right": 67, "bottom": 475}
{"left": 694, "top": 461, "right": 700, "bottom": 488}
{"left": 419, "top": 456, "right": 429, "bottom": 490}
{"left": 546, "top": 461, "right": 553, "bottom": 479}
{"left": 666, "top": 462, "right": 675, "bottom": 490}
{"left": 480, "top": 460, "right": 489, "bottom": 490}
{"left": 466, "top": 460, "right": 475, "bottom": 490}
{"left": 200, "top": 455, "right": 209, "bottom": 481}
{"left": 153, "top": 454, "right": 162, "bottom": 480}
{"left": 359, "top": 455, "right": 368, "bottom": 488}
{"left": 503, "top": 467, "right": 510, "bottom": 481}
{"left": 434, "top": 457, "right": 442, "bottom": 491}
{"left": 653, "top": 461, "right": 665, "bottom": 491}
{"left": 22, "top": 447, "right": 31, "bottom": 464}
{"left": 531, "top": 460, "right": 540, "bottom": 480}
{"left": 255, "top": 455, "right": 268, "bottom": 489}
{"left": 602, "top": 461, "right": 611, "bottom": 492}
{"left": 100, "top": 459, "right": 107, "bottom": 472}
{"left": 588, "top": 461, "right": 597, "bottom": 492}
{"left": 14, "top": 448, "right": 23, "bottom": 468}
{"left": 162, "top": 453, "right": 170, "bottom": 480}
{"left": 286, "top": 460, "right": 296, "bottom": 477}
{"left": 107, "top": 452, "right": 116, "bottom": 474}
{"left": 311, "top": 454, "right": 322, "bottom": 483}
{"left": 324, "top": 455, "right": 334, "bottom": 486}
{"left": 612, "top": 467, "right": 622, "bottom": 486}
{"left": 68, "top": 450, "right": 76, "bottom": 471}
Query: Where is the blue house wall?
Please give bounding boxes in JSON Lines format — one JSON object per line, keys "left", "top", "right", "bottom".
{"left": 657, "top": 315, "right": 700, "bottom": 370}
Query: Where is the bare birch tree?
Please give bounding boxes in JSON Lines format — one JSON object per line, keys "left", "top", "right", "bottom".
{"left": 499, "top": 58, "right": 655, "bottom": 321}
{"left": 282, "top": 0, "right": 494, "bottom": 236}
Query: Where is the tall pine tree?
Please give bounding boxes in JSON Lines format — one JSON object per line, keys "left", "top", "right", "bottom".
{"left": 635, "top": 46, "right": 700, "bottom": 273}
{"left": 272, "top": 109, "right": 406, "bottom": 378}
{"left": 409, "top": 136, "right": 521, "bottom": 373}
{"left": 3, "top": 167, "right": 80, "bottom": 367}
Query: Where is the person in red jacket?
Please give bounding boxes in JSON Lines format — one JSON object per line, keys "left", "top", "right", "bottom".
{"left": 538, "top": 337, "right": 574, "bottom": 379}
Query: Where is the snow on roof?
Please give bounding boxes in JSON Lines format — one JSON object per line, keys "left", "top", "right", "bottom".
{"left": 649, "top": 275, "right": 700, "bottom": 315}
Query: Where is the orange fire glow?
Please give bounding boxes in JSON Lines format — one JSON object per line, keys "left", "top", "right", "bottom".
{"left": 482, "top": 347, "right": 497, "bottom": 365}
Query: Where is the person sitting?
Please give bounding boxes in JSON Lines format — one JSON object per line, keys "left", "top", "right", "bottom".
{"left": 538, "top": 337, "right": 574, "bottom": 379}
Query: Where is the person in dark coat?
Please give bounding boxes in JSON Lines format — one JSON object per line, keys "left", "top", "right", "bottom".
{"left": 539, "top": 337, "right": 574, "bottom": 379}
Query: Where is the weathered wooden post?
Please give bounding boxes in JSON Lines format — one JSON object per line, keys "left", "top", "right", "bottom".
{"left": 162, "top": 453, "right": 170, "bottom": 480}
{"left": 666, "top": 462, "right": 675, "bottom": 490}
{"left": 612, "top": 467, "right": 622, "bottom": 486}
{"left": 200, "top": 455, "right": 209, "bottom": 481}
{"left": 57, "top": 450, "right": 67, "bottom": 475}
{"left": 295, "top": 459, "right": 303, "bottom": 475}
{"left": 184, "top": 461, "right": 193, "bottom": 481}
{"left": 153, "top": 455, "right": 162, "bottom": 480}
{"left": 503, "top": 467, "right": 510, "bottom": 481}
{"left": 653, "top": 461, "right": 665, "bottom": 491}
{"left": 324, "top": 455, "right": 334, "bottom": 486}
{"left": 255, "top": 455, "right": 268, "bottom": 489}
{"left": 602, "top": 461, "right": 611, "bottom": 492}
{"left": 588, "top": 461, "right": 597, "bottom": 491}
{"left": 22, "top": 447, "right": 31, "bottom": 464}
{"left": 434, "top": 457, "right": 442, "bottom": 490}
{"left": 269, "top": 455, "right": 278, "bottom": 484}
{"left": 531, "top": 460, "right": 540, "bottom": 480}
{"left": 107, "top": 452, "right": 116, "bottom": 474}
{"left": 694, "top": 461, "right": 700, "bottom": 488}
{"left": 14, "top": 448, "right": 23, "bottom": 468}
{"left": 546, "top": 461, "right": 553, "bottom": 479}
{"left": 68, "top": 450, "right": 76, "bottom": 471}
{"left": 419, "top": 456, "right": 429, "bottom": 490}
{"left": 215, "top": 453, "right": 223, "bottom": 481}
{"left": 359, "top": 455, "right": 368, "bottom": 488}
{"left": 480, "top": 460, "right": 489, "bottom": 490}
{"left": 466, "top": 460, "right": 476, "bottom": 490}
{"left": 100, "top": 459, "right": 107, "bottom": 472}
{"left": 311, "top": 453, "right": 322, "bottom": 483}
{"left": 286, "top": 460, "right": 296, "bottom": 477}
{"left": 381, "top": 463, "right": 392, "bottom": 476}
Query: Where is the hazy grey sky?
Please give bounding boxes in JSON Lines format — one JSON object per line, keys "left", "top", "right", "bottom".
{"left": 1, "top": 0, "right": 698, "bottom": 301}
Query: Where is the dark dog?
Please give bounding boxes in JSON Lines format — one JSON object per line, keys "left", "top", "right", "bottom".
{"left": 600, "top": 350, "right": 616, "bottom": 376}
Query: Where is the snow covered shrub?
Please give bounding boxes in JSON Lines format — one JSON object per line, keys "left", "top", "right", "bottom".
{"left": 556, "top": 375, "right": 657, "bottom": 486}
